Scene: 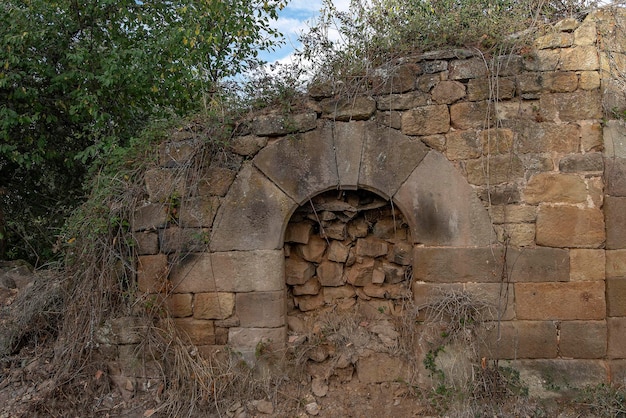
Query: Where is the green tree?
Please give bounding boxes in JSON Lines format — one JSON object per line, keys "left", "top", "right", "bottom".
{"left": 0, "top": 0, "right": 285, "bottom": 264}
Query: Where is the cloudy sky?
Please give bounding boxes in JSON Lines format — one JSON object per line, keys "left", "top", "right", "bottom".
{"left": 259, "top": 0, "right": 352, "bottom": 66}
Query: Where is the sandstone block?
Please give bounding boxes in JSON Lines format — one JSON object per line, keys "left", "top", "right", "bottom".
{"left": 413, "top": 247, "right": 501, "bottom": 283}
{"left": 560, "top": 321, "right": 607, "bottom": 358}
{"left": 479, "top": 183, "right": 521, "bottom": 205}
{"left": 445, "top": 130, "right": 480, "bottom": 160}
{"left": 334, "top": 121, "right": 366, "bottom": 188}
{"left": 607, "top": 278, "right": 626, "bottom": 317}
{"left": 356, "top": 353, "right": 410, "bottom": 383}
{"left": 489, "top": 205, "right": 536, "bottom": 224}
{"left": 229, "top": 135, "right": 268, "bottom": 157}
{"left": 320, "top": 96, "right": 376, "bottom": 121}
{"left": 464, "top": 282, "right": 516, "bottom": 321}
{"left": 285, "top": 257, "right": 315, "bottom": 285}
{"left": 534, "top": 32, "right": 573, "bottom": 49}
{"left": 579, "top": 71, "right": 600, "bottom": 90}
{"left": 515, "top": 281, "right": 605, "bottom": 320}
{"left": 465, "top": 155, "right": 524, "bottom": 185}
{"left": 236, "top": 291, "right": 285, "bottom": 328}
{"left": 293, "top": 278, "right": 322, "bottom": 296}
{"left": 211, "top": 250, "right": 285, "bottom": 292}
{"left": 211, "top": 164, "right": 296, "bottom": 251}
{"left": 570, "top": 249, "right": 605, "bottom": 281}
{"left": 169, "top": 253, "right": 215, "bottom": 293}
{"left": 559, "top": 153, "right": 603, "bottom": 173}
{"left": 507, "top": 247, "right": 569, "bottom": 282}
{"left": 285, "top": 222, "right": 313, "bottom": 244}
{"left": 372, "top": 218, "right": 404, "bottom": 240}
{"left": 137, "top": 254, "right": 169, "bottom": 293}
{"left": 396, "top": 152, "right": 494, "bottom": 246}
{"left": 604, "top": 120, "right": 626, "bottom": 159}
{"left": 198, "top": 166, "right": 236, "bottom": 197}
{"left": 431, "top": 80, "right": 466, "bottom": 104}
{"left": 376, "top": 92, "right": 430, "bottom": 110}
{"left": 467, "top": 78, "right": 515, "bottom": 101}
{"left": 514, "top": 121, "right": 580, "bottom": 154}
{"left": 327, "top": 241, "right": 350, "bottom": 263}
{"left": 228, "top": 327, "right": 286, "bottom": 350}
{"left": 605, "top": 157, "right": 626, "bottom": 196}
{"left": 401, "top": 105, "right": 450, "bottom": 135}
{"left": 376, "top": 110, "right": 402, "bottom": 129}
{"left": 523, "top": 49, "right": 560, "bottom": 71}
{"left": 580, "top": 122, "right": 602, "bottom": 152}
{"left": 605, "top": 197, "right": 626, "bottom": 249}
{"left": 560, "top": 46, "right": 599, "bottom": 71}
{"left": 165, "top": 293, "right": 193, "bottom": 318}
{"left": 523, "top": 173, "right": 587, "bottom": 204}
{"left": 610, "top": 360, "right": 626, "bottom": 386}
{"left": 536, "top": 206, "right": 605, "bottom": 248}
{"left": 450, "top": 101, "right": 494, "bottom": 130}
{"left": 179, "top": 196, "right": 219, "bottom": 228}
{"left": 372, "top": 63, "right": 420, "bottom": 94}
{"left": 321, "top": 221, "right": 346, "bottom": 240}
{"left": 517, "top": 73, "right": 542, "bottom": 94}
{"left": 174, "top": 318, "right": 215, "bottom": 345}
{"left": 159, "top": 226, "right": 208, "bottom": 254}
{"left": 382, "top": 261, "right": 406, "bottom": 284}
{"left": 481, "top": 321, "right": 557, "bottom": 359}
{"left": 387, "top": 241, "right": 412, "bottom": 265}
{"left": 608, "top": 318, "right": 626, "bottom": 358}
{"left": 134, "top": 231, "right": 159, "bottom": 255}
{"left": 542, "top": 72, "right": 578, "bottom": 92}
{"left": 495, "top": 100, "right": 537, "bottom": 121}
{"left": 421, "top": 60, "right": 447, "bottom": 73}
{"left": 252, "top": 112, "right": 317, "bottom": 136}
{"left": 607, "top": 250, "right": 626, "bottom": 278}
{"left": 133, "top": 204, "right": 168, "bottom": 231}
{"left": 448, "top": 57, "right": 489, "bottom": 80}
{"left": 356, "top": 237, "right": 388, "bottom": 257}
{"left": 194, "top": 292, "right": 235, "bottom": 320}
{"left": 317, "top": 260, "right": 345, "bottom": 287}
{"left": 159, "top": 139, "right": 197, "bottom": 167}
{"left": 479, "top": 128, "right": 514, "bottom": 155}
{"left": 494, "top": 223, "right": 535, "bottom": 247}
{"left": 297, "top": 235, "right": 327, "bottom": 263}
{"left": 144, "top": 168, "right": 185, "bottom": 203}
{"left": 346, "top": 258, "right": 375, "bottom": 286}
{"left": 539, "top": 91, "right": 602, "bottom": 121}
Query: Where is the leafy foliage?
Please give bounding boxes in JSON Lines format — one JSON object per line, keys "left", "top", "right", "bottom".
{"left": 0, "top": 0, "right": 285, "bottom": 264}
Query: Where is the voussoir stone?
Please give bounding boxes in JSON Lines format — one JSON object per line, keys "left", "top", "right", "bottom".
{"left": 334, "top": 121, "right": 366, "bottom": 189}
{"left": 210, "top": 164, "right": 296, "bottom": 251}
{"left": 536, "top": 206, "right": 605, "bottom": 248}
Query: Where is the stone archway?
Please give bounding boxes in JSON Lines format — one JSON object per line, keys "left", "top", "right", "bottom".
{"left": 209, "top": 119, "right": 494, "bottom": 356}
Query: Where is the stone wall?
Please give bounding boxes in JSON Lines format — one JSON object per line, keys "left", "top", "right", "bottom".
{"left": 128, "top": 9, "right": 626, "bottom": 389}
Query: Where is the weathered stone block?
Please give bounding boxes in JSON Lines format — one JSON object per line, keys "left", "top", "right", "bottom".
{"left": 607, "top": 278, "right": 626, "bottom": 317}
{"left": 495, "top": 100, "right": 537, "bottom": 121}
{"left": 413, "top": 247, "right": 501, "bottom": 283}
{"left": 376, "top": 92, "right": 430, "bottom": 110}
{"left": 346, "top": 258, "right": 375, "bottom": 286}
{"left": 534, "top": 32, "right": 573, "bottom": 49}
{"left": 296, "top": 235, "right": 327, "bottom": 263}
{"left": 381, "top": 261, "right": 406, "bottom": 284}
{"left": 228, "top": 326, "right": 286, "bottom": 349}
{"left": 292, "top": 278, "right": 321, "bottom": 296}
{"left": 570, "top": 249, "right": 605, "bottom": 281}
{"left": 159, "top": 226, "right": 208, "bottom": 254}
{"left": 376, "top": 110, "right": 402, "bottom": 129}
{"left": 494, "top": 223, "right": 535, "bottom": 247}
{"left": 448, "top": 57, "right": 489, "bottom": 80}
{"left": 236, "top": 291, "right": 285, "bottom": 328}
{"left": 356, "top": 353, "right": 410, "bottom": 383}
{"left": 606, "top": 197, "right": 626, "bottom": 249}
{"left": 134, "top": 232, "right": 159, "bottom": 255}
{"left": 334, "top": 121, "right": 365, "bottom": 189}
{"left": 608, "top": 318, "right": 626, "bottom": 358}
{"left": 360, "top": 123, "right": 429, "bottom": 198}
{"left": 320, "top": 96, "right": 376, "bottom": 121}
{"left": 169, "top": 253, "right": 215, "bottom": 293}
{"left": 523, "top": 49, "right": 560, "bottom": 71}
{"left": 211, "top": 164, "right": 296, "bottom": 251}
{"left": 610, "top": 360, "right": 626, "bottom": 386}
{"left": 479, "top": 128, "right": 514, "bottom": 155}
{"left": 229, "top": 135, "right": 268, "bottom": 157}
{"left": 579, "top": 71, "right": 601, "bottom": 90}
{"left": 159, "top": 140, "right": 198, "bottom": 167}
{"left": 396, "top": 151, "right": 494, "bottom": 246}
{"left": 489, "top": 205, "right": 536, "bottom": 224}
{"left": 515, "top": 281, "right": 605, "bottom": 320}
{"left": 372, "top": 63, "right": 420, "bottom": 94}
{"left": 463, "top": 282, "right": 516, "bottom": 321}
{"left": 450, "top": 101, "right": 494, "bottom": 130}
{"left": 179, "top": 196, "right": 219, "bottom": 228}
{"left": 174, "top": 318, "right": 215, "bottom": 345}
{"left": 481, "top": 321, "right": 557, "bottom": 359}
{"left": 317, "top": 260, "right": 345, "bottom": 286}
{"left": 507, "top": 247, "right": 570, "bottom": 282}
{"left": 198, "top": 166, "right": 236, "bottom": 197}
{"left": 294, "top": 293, "right": 325, "bottom": 311}
{"left": 431, "top": 80, "right": 466, "bottom": 104}
{"left": 574, "top": 20, "right": 596, "bottom": 46}
{"left": 355, "top": 237, "right": 388, "bottom": 257}
{"left": 478, "top": 183, "right": 521, "bottom": 205}
{"left": 542, "top": 72, "right": 578, "bottom": 92}
{"left": 536, "top": 206, "right": 605, "bottom": 248}
{"left": 513, "top": 121, "right": 580, "bottom": 154}
{"left": 285, "top": 258, "right": 316, "bottom": 285}
{"left": 137, "top": 254, "right": 169, "bottom": 293}
{"left": 560, "top": 321, "right": 607, "bottom": 358}
{"left": 211, "top": 250, "right": 285, "bottom": 292}
{"left": 604, "top": 120, "right": 626, "bottom": 159}
{"left": 559, "top": 153, "right": 603, "bottom": 173}
{"left": 144, "top": 168, "right": 186, "bottom": 203}
{"left": 560, "top": 46, "right": 599, "bottom": 71}
{"left": 445, "top": 130, "right": 481, "bottom": 160}
{"left": 387, "top": 241, "right": 412, "bottom": 265}
{"left": 133, "top": 204, "right": 168, "bottom": 231}
{"left": 605, "top": 157, "right": 626, "bottom": 196}
{"left": 465, "top": 155, "right": 524, "bottom": 185}
{"left": 539, "top": 91, "right": 602, "bottom": 121}
{"left": 252, "top": 112, "right": 317, "bottom": 136}
{"left": 323, "top": 285, "right": 356, "bottom": 303}
{"left": 401, "top": 105, "right": 450, "bottom": 136}
{"left": 194, "top": 292, "right": 235, "bottom": 320}
{"left": 607, "top": 250, "right": 626, "bottom": 278}
{"left": 523, "top": 173, "right": 588, "bottom": 204}
{"left": 467, "top": 78, "right": 515, "bottom": 101}
{"left": 517, "top": 73, "right": 542, "bottom": 94}
{"left": 165, "top": 293, "right": 193, "bottom": 318}
{"left": 284, "top": 222, "right": 313, "bottom": 244}
{"left": 321, "top": 221, "right": 346, "bottom": 240}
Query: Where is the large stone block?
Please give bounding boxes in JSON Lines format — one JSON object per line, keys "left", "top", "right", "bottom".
{"left": 604, "top": 120, "right": 626, "bottom": 159}
{"left": 159, "top": 226, "right": 208, "bottom": 254}
{"left": 413, "top": 247, "right": 502, "bottom": 283}
{"left": 607, "top": 278, "right": 626, "bottom": 317}
{"left": 133, "top": 204, "right": 168, "bottom": 231}
{"left": 570, "top": 249, "right": 605, "bottom": 281}
{"left": 536, "top": 206, "right": 605, "bottom": 248}
{"left": 211, "top": 250, "right": 285, "bottom": 292}
{"left": 481, "top": 321, "right": 557, "bottom": 359}
{"left": 296, "top": 235, "right": 327, "bottom": 263}
{"left": 284, "top": 222, "right": 313, "bottom": 244}
{"left": 605, "top": 157, "right": 626, "bottom": 196}
{"left": 179, "top": 196, "right": 219, "bottom": 228}
{"left": 371, "top": 63, "right": 420, "bottom": 94}
{"left": 193, "top": 292, "right": 235, "bottom": 320}
{"left": 198, "top": 166, "right": 236, "bottom": 197}
{"left": 236, "top": 291, "right": 285, "bottom": 328}
{"left": 465, "top": 155, "right": 524, "bottom": 186}
{"left": 507, "top": 247, "right": 569, "bottom": 282}
{"left": 431, "top": 80, "right": 466, "bottom": 104}
{"left": 559, "top": 153, "right": 604, "bottom": 173}
{"left": 489, "top": 205, "right": 536, "bottom": 224}
{"left": 320, "top": 96, "right": 377, "bottom": 121}
{"left": 607, "top": 250, "right": 626, "bottom": 278}
{"left": 359, "top": 123, "right": 429, "bottom": 199}
{"left": 144, "top": 168, "right": 186, "bottom": 203}
{"left": 579, "top": 71, "right": 600, "bottom": 90}
{"left": 534, "top": 32, "right": 573, "bottom": 49}
{"left": 450, "top": 101, "right": 494, "bottom": 130}
{"left": 401, "top": 105, "right": 450, "bottom": 136}
{"left": 463, "top": 282, "right": 516, "bottom": 321}
{"left": 395, "top": 151, "right": 494, "bottom": 246}
{"left": 606, "top": 197, "right": 626, "bottom": 249}
{"left": 317, "top": 260, "right": 345, "bottom": 286}
{"left": 467, "top": 78, "right": 515, "bottom": 101}
{"left": 539, "top": 91, "right": 602, "bottom": 121}
{"left": 137, "top": 254, "right": 169, "bottom": 293}
{"left": 560, "top": 46, "right": 600, "bottom": 71}
{"left": 523, "top": 49, "right": 560, "bottom": 71}
{"left": 173, "top": 318, "right": 215, "bottom": 345}
{"left": 169, "top": 253, "right": 215, "bottom": 293}
{"left": 445, "top": 130, "right": 481, "bottom": 160}
{"left": 376, "top": 92, "right": 430, "bottom": 110}
{"left": 165, "top": 293, "right": 193, "bottom": 318}
{"left": 515, "top": 281, "right": 605, "bottom": 320}
{"left": 285, "top": 258, "right": 315, "bottom": 285}
{"left": 541, "top": 72, "right": 579, "bottom": 93}
{"left": 134, "top": 231, "right": 159, "bottom": 255}
{"left": 513, "top": 121, "right": 580, "bottom": 154}
{"left": 253, "top": 125, "right": 338, "bottom": 205}
{"left": 229, "top": 135, "right": 268, "bottom": 157}
{"left": 210, "top": 164, "right": 296, "bottom": 251}
{"left": 523, "top": 173, "right": 588, "bottom": 204}
{"left": 448, "top": 57, "right": 489, "bottom": 80}
{"left": 252, "top": 112, "right": 317, "bottom": 136}
{"left": 559, "top": 321, "right": 607, "bottom": 358}
{"left": 159, "top": 139, "right": 198, "bottom": 167}
{"left": 608, "top": 318, "right": 626, "bottom": 359}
